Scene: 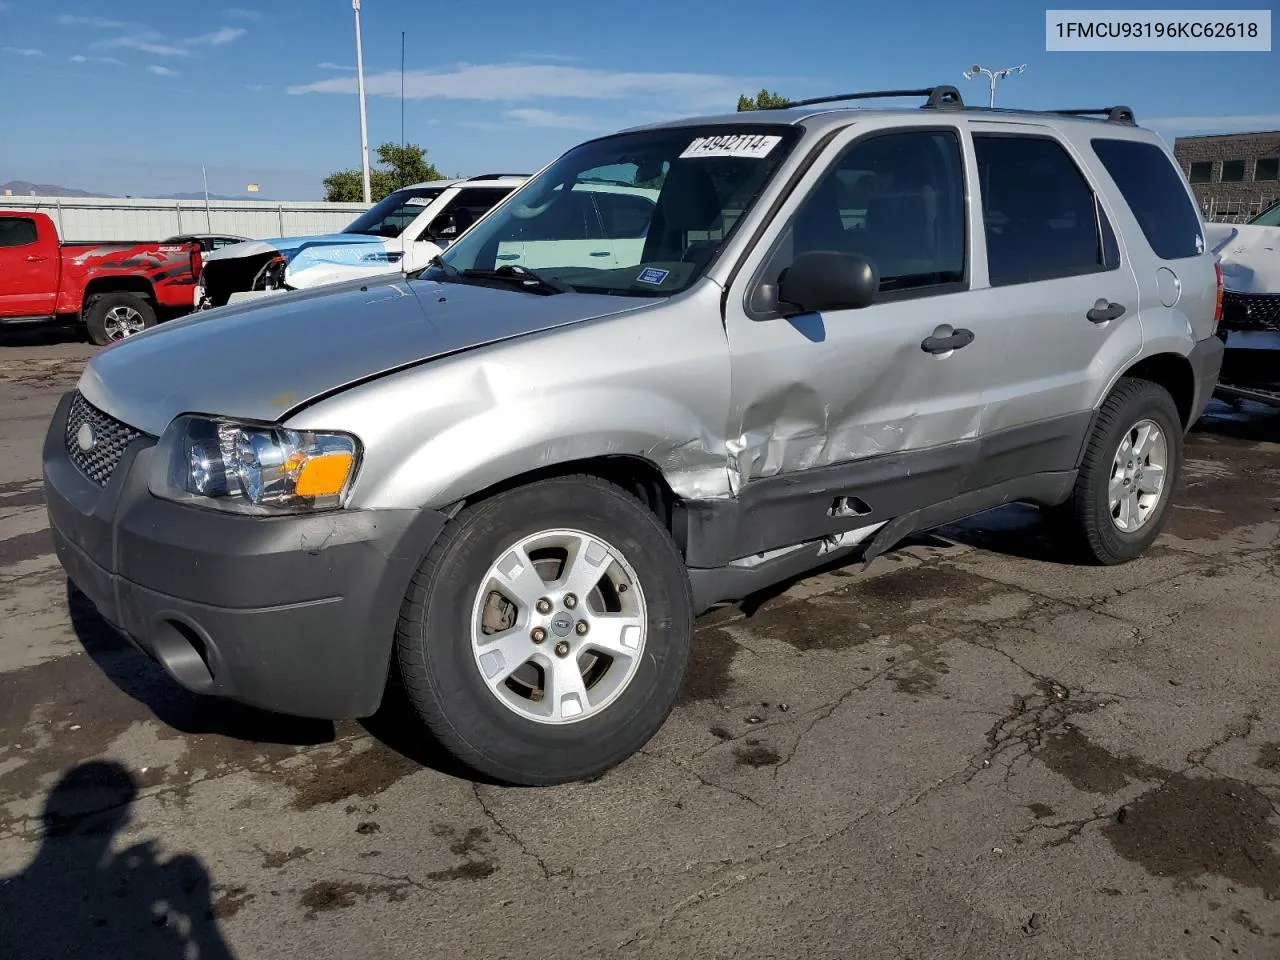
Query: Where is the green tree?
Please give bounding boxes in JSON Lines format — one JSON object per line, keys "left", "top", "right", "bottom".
{"left": 736, "top": 89, "right": 790, "bottom": 111}
{"left": 323, "top": 142, "right": 445, "bottom": 202}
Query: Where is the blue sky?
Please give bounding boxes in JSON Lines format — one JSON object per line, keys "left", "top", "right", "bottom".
{"left": 1, "top": 0, "right": 1276, "bottom": 200}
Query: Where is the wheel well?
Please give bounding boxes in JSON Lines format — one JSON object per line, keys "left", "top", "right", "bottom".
{"left": 454, "top": 455, "right": 681, "bottom": 546}
{"left": 83, "top": 276, "right": 155, "bottom": 309}
{"left": 1119, "top": 353, "right": 1195, "bottom": 427}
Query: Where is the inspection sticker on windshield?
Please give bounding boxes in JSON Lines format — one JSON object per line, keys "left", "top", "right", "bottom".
{"left": 679, "top": 134, "right": 781, "bottom": 160}
{"left": 636, "top": 267, "right": 669, "bottom": 285}
{"left": 405, "top": 197, "right": 433, "bottom": 206}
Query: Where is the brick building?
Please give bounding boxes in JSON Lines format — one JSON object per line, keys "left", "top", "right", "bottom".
{"left": 1172, "top": 130, "right": 1280, "bottom": 223}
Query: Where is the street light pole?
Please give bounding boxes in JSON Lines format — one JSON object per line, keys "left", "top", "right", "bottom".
{"left": 962, "top": 62, "right": 1027, "bottom": 108}
{"left": 353, "top": 0, "right": 371, "bottom": 203}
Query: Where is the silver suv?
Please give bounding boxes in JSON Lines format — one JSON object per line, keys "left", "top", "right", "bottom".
{"left": 42, "top": 86, "right": 1225, "bottom": 786}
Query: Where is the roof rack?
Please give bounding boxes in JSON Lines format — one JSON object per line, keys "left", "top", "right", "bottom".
{"left": 779, "top": 86, "right": 964, "bottom": 110}
{"left": 465, "top": 172, "right": 528, "bottom": 181}
{"left": 1049, "top": 106, "right": 1136, "bottom": 125}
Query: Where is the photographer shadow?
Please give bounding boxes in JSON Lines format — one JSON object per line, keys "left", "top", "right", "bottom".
{"left": 2, "top": 760, "right": 237, "bottom": 960}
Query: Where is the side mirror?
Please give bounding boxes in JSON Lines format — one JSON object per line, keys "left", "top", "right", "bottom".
{"left": 777, "top": 251, "right": 878, "bottom": 315}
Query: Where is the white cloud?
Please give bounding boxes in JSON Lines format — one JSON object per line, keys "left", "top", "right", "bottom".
{"left": 1148, "top": 113, "right": 1280, "bottom": 134}
{"left": 69, "top": 54, "right": 125, "bottom": 66}
{"left": 3, "top": 46, "right": 44, "bottom": 57}
{"left": 100, "top": 36, "right": 189, "bottom": 57}
{"left": 148, "top": 64, "right": 180, "bottom": 77}
{"left": 185, "top": 26, "right": 246, "bottom": 47}
{"left": 287, "top": 62, "right": 773, "bottom": 110}
{"left": 317, "top": 61, "right": 355, "bottom": 71}
{"left": 515, "top": 52, "right": 582, "bottom": 63}
{"left": 89, "top": 22, "right": 246, "bottom": 57}
{"left": 506, "top": 108, "right": 604, "bottom": 131}
{"left": 59, "top": 14, "right": 131, "bottom": 29}
{"left": 224, "top": 7, "right": 261, "bottom": 19}
{"left": 245, "top": 83, "right": 268, "bottom": 91}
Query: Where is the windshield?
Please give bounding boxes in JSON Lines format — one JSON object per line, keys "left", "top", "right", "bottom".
{"left": 343, "top": 186, "right": 446, "bottom": 238}
{"left": 426, "top": 125, "right": 801, "bottom": 296}
{"left": 1249, "top": 199, "right": 1280, "bottom": 227}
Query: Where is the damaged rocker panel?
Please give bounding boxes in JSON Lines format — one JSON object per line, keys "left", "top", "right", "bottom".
{"left": 678, "top": 410, "right": 1092, "bottom": 572}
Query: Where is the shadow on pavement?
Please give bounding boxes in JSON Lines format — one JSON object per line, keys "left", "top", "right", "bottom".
{"left": 1, "top": 760, "right": 237, "bottom": 960}
{"left": 65, "top": 581, "right": 336, "bottom": 749}
{"left": 0, "top": 321, "right": 85, "bottom": 348}
{"left": 357, "top": 675, "right": 502, "bottom": 786}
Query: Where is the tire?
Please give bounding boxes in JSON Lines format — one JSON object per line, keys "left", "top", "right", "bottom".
{"left": 395, "top": 474, "right": 694, "bottom": 786}
{"left": 1058, "top": 377, "right": 1183, "bottom": 565}
{"left": 84, "top": 292, "right": 156, "bottom": 346}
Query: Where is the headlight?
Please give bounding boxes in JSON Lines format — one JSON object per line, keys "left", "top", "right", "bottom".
{"left": 150, "top": 415, "right": 360, "bottom": 515}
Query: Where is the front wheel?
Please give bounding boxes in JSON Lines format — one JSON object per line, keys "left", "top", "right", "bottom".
{"left": 394, "top": 475, "right": 694, "bottom": 785}
{"left": 83, "top": 292, "right": 157, "bottom": 345}
{"left": 1058, "top": 377, "right": 1183, "bottom": 564}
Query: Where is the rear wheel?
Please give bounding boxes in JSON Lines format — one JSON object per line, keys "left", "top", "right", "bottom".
{"left": 1057, "top": 377, "right": 1183, "bottom": 564}
{"left": 84, "top": 292, "right": 156, "bottom": 346}
{"left": 394, "top": 475, "right": 694, "bottom": 785}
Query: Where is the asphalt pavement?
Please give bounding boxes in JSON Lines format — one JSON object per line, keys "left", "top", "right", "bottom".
{"left": 2, "top": 336, "right": 1279, "bottom": 960}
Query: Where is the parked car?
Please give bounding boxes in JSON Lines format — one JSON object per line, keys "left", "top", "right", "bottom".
{"left": 0, "top": 211, "right": 202, "bottom": 344}
{"left": 195, "top": 175, "right": 528, "bottom": 308}
{"left": 1203, "top": 200, "right": 1280, "bottom": 406}
{"left": 163, "top": 233, "right": 253, "bottom": 253}
{"left": 43, "top": 86, "right": 1223, "bottom": 786}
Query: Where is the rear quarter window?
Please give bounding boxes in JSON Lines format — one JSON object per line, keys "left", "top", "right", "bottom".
{"left": 1090, "top": 138, "right": 1205, "bottom": 261}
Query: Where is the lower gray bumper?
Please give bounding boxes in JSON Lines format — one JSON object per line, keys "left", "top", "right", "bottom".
{"left": 43, "top": 390, "right": 446, "bottom": 720}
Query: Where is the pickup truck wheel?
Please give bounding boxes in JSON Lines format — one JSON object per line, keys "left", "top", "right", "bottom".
{"left": 84, "top": 292, "right": 156, "bottom": 345}
{"left": 1059, "top": 377, "right": 1183, "bottom": 564}
{"left": 395, "top": 475, "right": 693, "bottom": 786}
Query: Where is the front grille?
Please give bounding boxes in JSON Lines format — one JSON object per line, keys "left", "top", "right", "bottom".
{"left": 64, "top": 390, "right": 143, "bottom": 486}
{"left": 1221, "top": 291, "right": 1280, "bottom": 333}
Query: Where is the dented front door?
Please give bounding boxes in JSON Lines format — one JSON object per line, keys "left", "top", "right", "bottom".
{"left": 720, "top": 119, "right": 1002, "bottom": 547}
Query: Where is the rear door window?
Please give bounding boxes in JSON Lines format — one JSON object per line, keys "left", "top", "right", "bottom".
{"left": 0, "top": 217, "right": 38, "bottom": 248}
{"left": 974, "top": 134, "right": 1119, "bottom": 286}
{"left": 1090, "top": 137, "right": 1205, "bottom": 261}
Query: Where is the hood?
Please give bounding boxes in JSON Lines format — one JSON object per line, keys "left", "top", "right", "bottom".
{"left": 203, "top": 232, "right": 387, "bottom": 263}
{"left": 1206, "top": 222, "right": 1280, "bottom": 295}
{"left": 79, "top": 275, "right": 653, "bottom": 436}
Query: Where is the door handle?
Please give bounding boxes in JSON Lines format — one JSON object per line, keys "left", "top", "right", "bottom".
{"left": 495, "top": 253, "right": 519, "bottom": 261}
{"left": 26, "top": 255, "right": 48, "bottom": 262}
{"left": 920, "top": 327, "right": 975, "bottom": 355}
{"left": 1086, "top": 299, "right": 1125, "bottom": 323}
{"left": 589, "top": 251, "right": 611, "bottom": 257}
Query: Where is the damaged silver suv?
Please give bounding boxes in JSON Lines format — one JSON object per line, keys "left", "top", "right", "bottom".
{"left": 43, "top": 86, "right": 1224, "bottom": 785}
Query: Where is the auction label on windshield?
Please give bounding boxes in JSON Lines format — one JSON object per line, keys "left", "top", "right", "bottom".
{"left": 1046, "top": 9, "right": 1270, "bottom": 49}
{"left": 680, "top": 134, "right": 782, "bottom": 159}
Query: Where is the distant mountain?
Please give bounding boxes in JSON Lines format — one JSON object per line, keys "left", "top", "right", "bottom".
{"left": 1, "top": 180, "right": 107, "bottom": 198}
{"left": 1, "top": 181, "right": 270, "bottom": 201}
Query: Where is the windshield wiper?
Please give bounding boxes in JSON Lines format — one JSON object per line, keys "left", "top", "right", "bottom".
{"left": 424, "top": 253, "right": 461, "bottom": 279}
{"left": 460, "top": 264, "right": 572, "bottom": 295}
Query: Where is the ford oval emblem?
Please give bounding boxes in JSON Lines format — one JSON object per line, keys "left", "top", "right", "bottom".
{"left": 76, "top": 422, "right": 97, "bottom": 453}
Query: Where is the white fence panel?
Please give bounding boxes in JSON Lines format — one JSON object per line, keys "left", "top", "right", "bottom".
{"left": 0, "top": 196, "right": 370, "bottom": 241}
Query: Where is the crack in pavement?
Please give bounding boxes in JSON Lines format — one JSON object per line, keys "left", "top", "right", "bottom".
{"left": 471, "top": 783, "right": 558, "bottom": 881}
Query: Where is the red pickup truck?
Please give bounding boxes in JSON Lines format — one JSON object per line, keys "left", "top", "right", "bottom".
{"left": 0, "top": 210, "right": 202, "bottom": 345}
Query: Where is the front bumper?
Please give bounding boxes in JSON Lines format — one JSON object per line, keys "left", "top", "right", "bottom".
{"left": 1188, "top": 333, "right": 1225, "bottom": 425}
{"left": 42, "top": 390, "right": 446, "bottom": 719}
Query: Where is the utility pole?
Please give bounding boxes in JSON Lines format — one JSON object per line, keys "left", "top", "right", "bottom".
{"left": 962, "top": 62, "right": 1027, "bottom": 107}
{"left": 353, "top": 0, "right": 371, "bottom": 203}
